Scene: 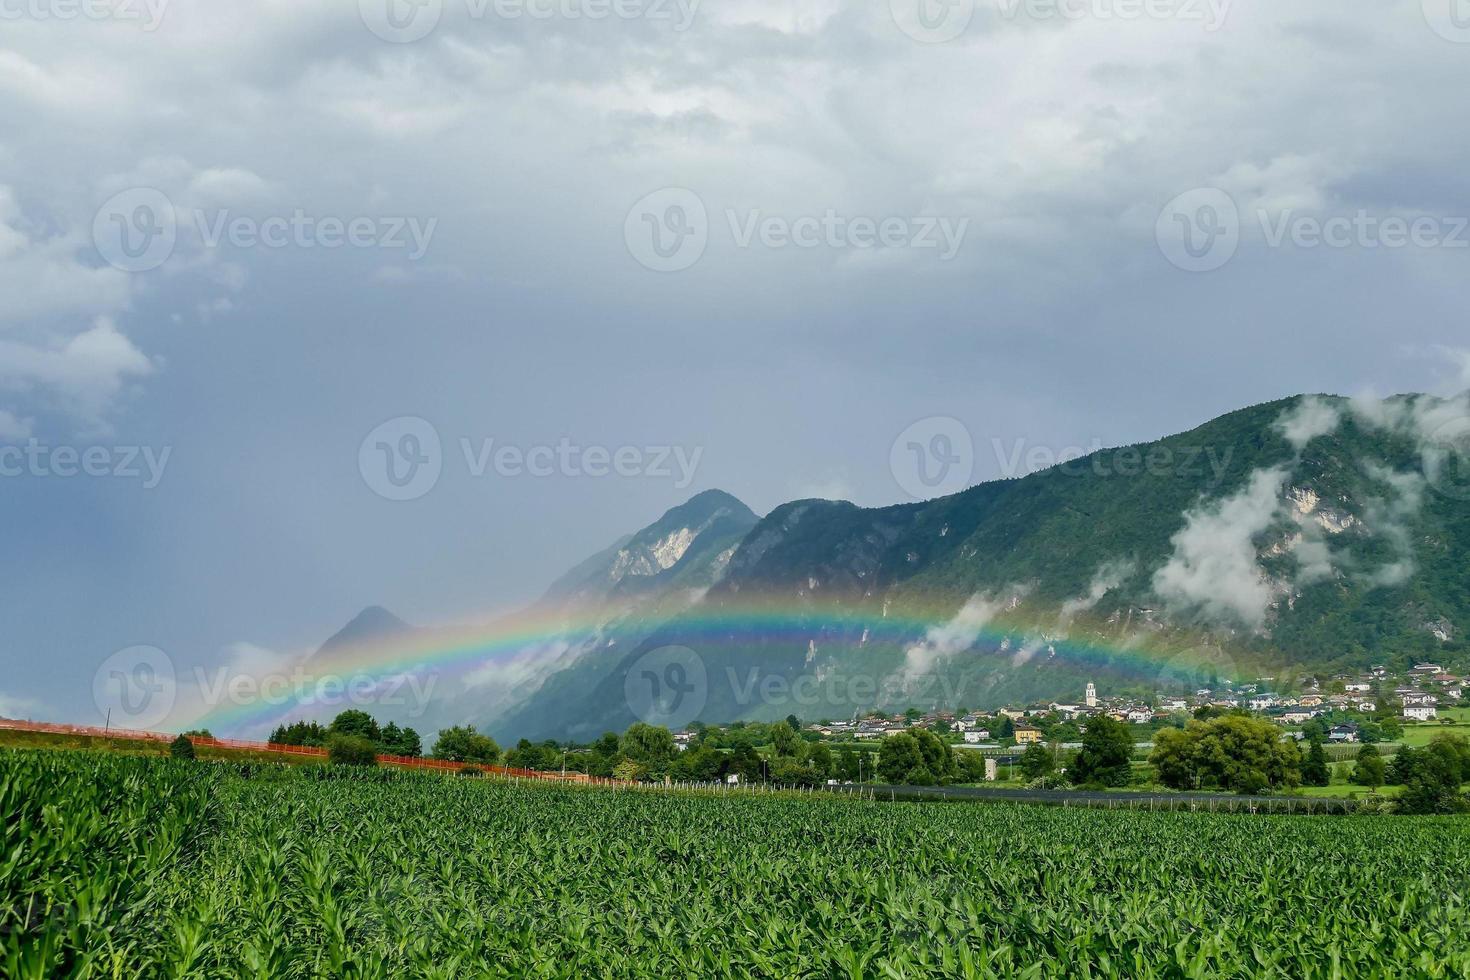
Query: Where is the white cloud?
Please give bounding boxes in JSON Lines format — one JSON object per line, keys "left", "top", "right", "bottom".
{"left": 0, "top": 317, "right": 153, "bottom": 432}
{"left": 1359, "top": 463, "right": 1427, "bottom": 589}
{"left": 0, "top": 410, "right": 33, "bottom": 440}
{"left": 1152, "top": 467, "right": 1290, "bottom": 630}
{"left": 0, "top": 691, "right": 44, "bottom": 719}
{"left": 1060, "top": 559, "right": 1135, "bottom": 620}
{"left": 899, "top": 593, "right": 1008, "bottom": 686}
{"left": 1275, "top": 396, "right": 1342, "bottom": 451}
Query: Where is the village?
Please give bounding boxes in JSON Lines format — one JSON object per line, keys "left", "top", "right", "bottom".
{"left": 673, "top": 662, "right": 1467, "bottom": 754}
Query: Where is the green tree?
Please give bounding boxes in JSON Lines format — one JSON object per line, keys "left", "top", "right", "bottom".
{"left": 808, "top": 742, "right": 834, "bottom": 779}
{"left": 1019, "top": 742, "right": 1055, "bottom": 781}
{"left": 836, "top": 746, "right": 860, "bottom": 782}
{"left": 169, "top": 734, "right": 196, "bottom": 760}
{"left": 1302, "top": 737, "right": 1331, "bottom": 787}
{"left": 1148, "top": 715, "right": 1301, "bottom": 794}
{"left": 768, "top": 721, "right": 802, "bottom": 759}
{"left": 1396, "top": 738, "right": 1470, "bottom": 814}
{"left": 432, "top": 725, "right": 500, "bottom": 764}
{"left": 956, "top": 751, "right": 989, "bottom": 783}
{"left": 1071, "top": 715, "right": 1134, "bottom": 787}
{"left": 727, "top": 742, "right": 763, "bottom": 782}
{"left": 379, "top": 722, "right": 422, "bottom": 758}
{"left": 269, "top": 720, "right": 328, "bottom": 747}
{"left": 1351, "top": 744, "right": 1385, "bottom": 788}
{"left": 612, "top": 759, "right": 645, "bottom": 782}
{"left": 877, "top": 732, "right": 925, "bottom": 784}
{"left": 670, "top": 745, "right": 726, "bottom": 782}
{"left": 329, "top": 709, "right": 382, "bottom": 744}
{"left": 912, "top": 728, "right": 956, "bottom": 783}
{"left": 327, "top": 734, "right": 378, "bottom": 766}
{"left": 621, "top": 723, "right": 677, "bottom": 776}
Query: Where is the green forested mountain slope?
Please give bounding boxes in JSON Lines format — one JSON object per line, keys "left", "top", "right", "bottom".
{"left": 496, "top": 394, "right": 1470, "bottom": 739}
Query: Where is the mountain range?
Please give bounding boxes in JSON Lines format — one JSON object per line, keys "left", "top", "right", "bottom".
{"left": 314, "top": 392, "right": 1470, "bottom": 742}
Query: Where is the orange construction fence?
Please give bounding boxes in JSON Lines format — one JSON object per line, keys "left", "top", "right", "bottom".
{"left": 0, "top": 717, "right": 618, "bottom": 785}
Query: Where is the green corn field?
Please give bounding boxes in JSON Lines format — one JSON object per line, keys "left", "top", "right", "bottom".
{"left": 4, "top": 749, "right": 1469, "bottom": 978}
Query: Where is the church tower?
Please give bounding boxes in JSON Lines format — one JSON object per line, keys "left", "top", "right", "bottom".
{"left": 1085, "top": 682, "right": 1097, "bottom": 707}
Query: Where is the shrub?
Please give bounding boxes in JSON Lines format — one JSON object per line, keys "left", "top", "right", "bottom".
{"left": 169, "top": 734, "right": 196, "bottom": 760}
{"left": 327, "top": 734, "right": 379, "bottom": 767}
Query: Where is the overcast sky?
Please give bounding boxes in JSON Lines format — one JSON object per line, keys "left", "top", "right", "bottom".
{"left": 2, "top": 0, "right": 1468, "bottom": 726}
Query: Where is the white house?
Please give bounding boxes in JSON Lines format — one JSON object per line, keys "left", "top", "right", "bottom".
{"left": 1403, "top": 692, "right": 1438, "bottom": 707}
{"left": 1344, "top": 682, "right": 1371, "bottom": 693}
{"left": 963, "top": 730, "right": 992, "bottom": 744}
{"left": 1356, "top": 699, "right": 1377, "bottom": 713}
{"left": 1404, "top": 705, "right": 1438, "bottom": 722}
{"left": 1249, "top": 694, "right": 1278, "bottom": 712}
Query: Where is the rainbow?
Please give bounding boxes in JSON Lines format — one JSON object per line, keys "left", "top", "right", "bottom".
{"left": 186, "top": 591, "right": 1246, "bottom": 737}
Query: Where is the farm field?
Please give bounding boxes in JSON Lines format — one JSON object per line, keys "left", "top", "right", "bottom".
{"left": 7, "top": 750, "right": 1470, "bottom": 978}
{"left": 1395, "top": 711, "right": 1470, "bottom": 747}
